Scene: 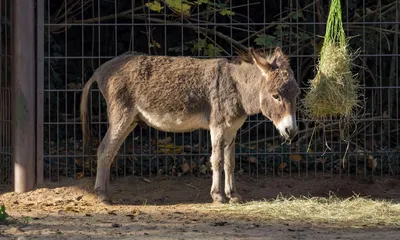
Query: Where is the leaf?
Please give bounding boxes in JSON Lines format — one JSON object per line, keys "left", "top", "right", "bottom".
{"left": 190, "top": 161, "right": 197, "bottom": 171}
{"left": 0, "top": 205, "right": 8, "bottom": 221}
{"left": 383, "top": 111, "right": 389, "bottom": 118}
{"left": 254, "top": 35, "right": 278, "bottom": 47}
{"left": 296, "top": 32, "right": 311, "bottom": 42}
{"left": 108, "top": 210, "right": 117, "bottom": 215}
{"left": 149, "top": 40, "right": 161, "bottom": 49}
{"left": 219, "top": 9, "right": 235, "bottom": 16}
{"left": 190, "top": 39, "right": 207, "bottom": 54}
{"left": 289, "top": 154, "right": 302, "bottom": 162}
{"left": 158, "top": 137, "right": 172, "bottom": 145}
{"left": 279, "top": 162, "right": 287, "bottom": 170}
{"left": 145, "top": 1, "right": 164, "bottom": 13}
{"left": 199, "top": 164, "right": 208, "bottom": 174}
{"left": 76, "top": 172, "right": 84, "bottom": 180}
{"left": 168, "top": 45, "right": 190, "bottom": 53}
{"left": 157, "top": 144, "right": 184, "bottom": 154}
{"left": 132, "top": 209, "right": 141, "bottom": 216}
{"left": 291, "top": 11, "right": 303, "bottom": 20}
{"left": 317, "top": 158, "right": 327, "bottom": 164}
{"left": 165, "top": 0, "right": 191, "bottom": 16}
{"left": 142, "top": 178, "right": 152, "bottom": 183}
{"left": 67, "top": 82, "right": 80, "bottom": 89}
{"left": 24, "top": 216, "right": 32, "bottom": 223}
{"left": 368, "top": 155, "right": 377, "bottom": 169}
{"left": 267, "top": 143, "right": 279, "bottom": 152}
{"left": 65, "top": 207, "right": 79, "bottom": 213}
{"left": 194, "top": 0, "right": 209, "bottom": 4}
{"left": 205, "top": 43, "right": 222, "bottom": 57}
{"left": 181, "top": 162, "right": 191, "bottom": 173}
{"left": 247, "top": 156, "right": 257, "bottom": 163}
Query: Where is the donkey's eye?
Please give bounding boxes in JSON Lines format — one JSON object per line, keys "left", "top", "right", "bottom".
{"left": 272, "top": 94, "right": 280, "bottom": 100}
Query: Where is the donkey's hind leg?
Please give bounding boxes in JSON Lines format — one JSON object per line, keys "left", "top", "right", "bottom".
{"left": 94, "top": 108, "right": 138, "bottom": 203}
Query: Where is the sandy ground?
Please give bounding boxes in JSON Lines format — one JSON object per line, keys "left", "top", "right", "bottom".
{"left": 1, "top": 174, "right": 400, "bottom": 239}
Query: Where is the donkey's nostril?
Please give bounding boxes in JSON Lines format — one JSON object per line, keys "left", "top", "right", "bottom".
{"left": 285, "top": 127, "right": 290, "bottom": 136}
{"left": 284, "top": 127, "right": 298, "bottom": 140}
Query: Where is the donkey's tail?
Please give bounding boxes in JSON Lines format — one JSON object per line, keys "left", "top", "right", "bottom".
{"left": 80, "top": 75, "right": 97, "bottom": 157}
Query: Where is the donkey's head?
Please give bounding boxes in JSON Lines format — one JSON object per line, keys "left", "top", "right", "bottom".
{"left": 249, "top": 47, "right": 300, "bottom": 140}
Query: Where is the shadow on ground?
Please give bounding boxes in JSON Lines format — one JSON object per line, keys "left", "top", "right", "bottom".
{"left": 2, "top": 174, "right": 400, "bottom": 206}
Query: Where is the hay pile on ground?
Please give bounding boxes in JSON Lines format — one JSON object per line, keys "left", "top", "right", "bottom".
{"left": 303, "top": 0, "right": 360, "bottom": 120}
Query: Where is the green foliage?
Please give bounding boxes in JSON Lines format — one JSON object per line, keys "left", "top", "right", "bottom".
{"left": 254, "top": 35, "right": 279, "bottom": 47}
{"left": 193, "top": 0, "right": 209, "bottom": 5}
{"left": 219, "top": 9, "right": 235, "bottom": 16}
{"left": 165, "top": 0, "right": 192, "bottom": 16}
{"left": 149, "top": 40, "right": 161, "bottom": 49}
{"left": 188, "top": 39, "right": 223, "bottom": 56}
{"left": 0, "top": 205, "right": 8, "bottom": 222}
{"left": 145, "top": 1, "right": 164, "bottom": 13}
{"left": 254, "top": 12, "right": 312, "bottom": 48}
{"left": 23, "top": 216, "right": 32, "bottom": 224}
{"left": 168, "top": 39, "right": 222, "bottom": 57}
{"left": 291, "top": 11, "right": 304, "bottom": 20}
{"left": 146, "top": 0, "right": 235, "bottom": 18}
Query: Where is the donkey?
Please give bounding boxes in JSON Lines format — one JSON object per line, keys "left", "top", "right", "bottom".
{"left": 80, "top": 46, "right": 300, "bottom": 204}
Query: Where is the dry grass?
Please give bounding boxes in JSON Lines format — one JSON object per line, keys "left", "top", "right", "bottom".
{"left": 201, "top": 193, "right": 400, "bottom": 227}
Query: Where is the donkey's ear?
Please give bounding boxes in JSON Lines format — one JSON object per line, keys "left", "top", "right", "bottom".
{"left": 273, "top": 46, "right": 284, "bottom": 59}
{"left": 249, "top": 48, "right": 271, "bottom": 76}
{"left": 272, "top": 46, "right": 289, "bottom": 69}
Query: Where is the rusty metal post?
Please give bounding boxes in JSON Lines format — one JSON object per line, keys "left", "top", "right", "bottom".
{"left": 12, "top": 0, "right": 36, "bottom": 192}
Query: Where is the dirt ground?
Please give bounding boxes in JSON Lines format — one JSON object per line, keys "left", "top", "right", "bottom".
{"left": 1, "top": 174, "right": 400, "bottom": 239}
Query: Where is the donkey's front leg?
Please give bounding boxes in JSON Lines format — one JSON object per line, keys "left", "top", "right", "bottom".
{"left": 209, "top": 127, "right": 226, "bottom": 204}
{"left": 224, "top": 131, "right": 242, "bottom": 203}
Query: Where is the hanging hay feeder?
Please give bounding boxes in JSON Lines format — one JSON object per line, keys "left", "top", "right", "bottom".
{"left": 303, "top": 0, "right": 360, "bottom": 120}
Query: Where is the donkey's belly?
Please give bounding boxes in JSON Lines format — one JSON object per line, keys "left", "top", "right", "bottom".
{"left": 136, "top": 107, "right": 210, "bottom": 132}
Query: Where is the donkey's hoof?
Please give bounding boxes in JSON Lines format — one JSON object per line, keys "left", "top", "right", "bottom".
{"left": 228, "top": 194, "right": 243, "bottom": 204}
{"left": 211, "top": 192, "right": 226, "bottom": 204}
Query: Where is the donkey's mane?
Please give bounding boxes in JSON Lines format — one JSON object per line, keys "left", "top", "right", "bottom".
{"left": 229, "top": 47, "right": 290, "bottom": 70}
{"left": 229, "top": 47, "right": 293, "bottom": 93}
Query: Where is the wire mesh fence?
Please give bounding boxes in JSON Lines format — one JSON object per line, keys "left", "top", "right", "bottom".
{"left": 35, "top": 0, "right": 400, "bottom": 183}
{"left": 0, "top": 0, "right": 12, "bottom": 185}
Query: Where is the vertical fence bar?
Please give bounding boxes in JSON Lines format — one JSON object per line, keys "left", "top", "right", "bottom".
{"left": 0, "top": 0, "right": 12, "bottom": 185}
{"left": 36, "top": 0, "right": 45, "bottom": 185}
{"left": 12, "top": 0, "right": 36, "bottom": 192}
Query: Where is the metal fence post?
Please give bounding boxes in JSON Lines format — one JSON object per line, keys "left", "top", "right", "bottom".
{"left": 12, "top": 0, "right": 36, "bottom": 192}
{"left": 36, "top": 0, "right": 44, "bottom": 185}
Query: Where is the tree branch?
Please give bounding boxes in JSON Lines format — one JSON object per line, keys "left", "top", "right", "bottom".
{"left": 238, "top": 1, "right": 317, "bottom": 44}
{"left": 50, "top": 5, "right": 247, "bottom": 51}
{"left": 49, "top": 6, "right": 146, "bottom": 34}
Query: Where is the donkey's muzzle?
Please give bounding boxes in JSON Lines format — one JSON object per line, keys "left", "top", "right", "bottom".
{"left": 284, "top": 126, "right": 298, "bottom": 140}
{"left": 276, "top": 114, "right": 298, "bottom": 140}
